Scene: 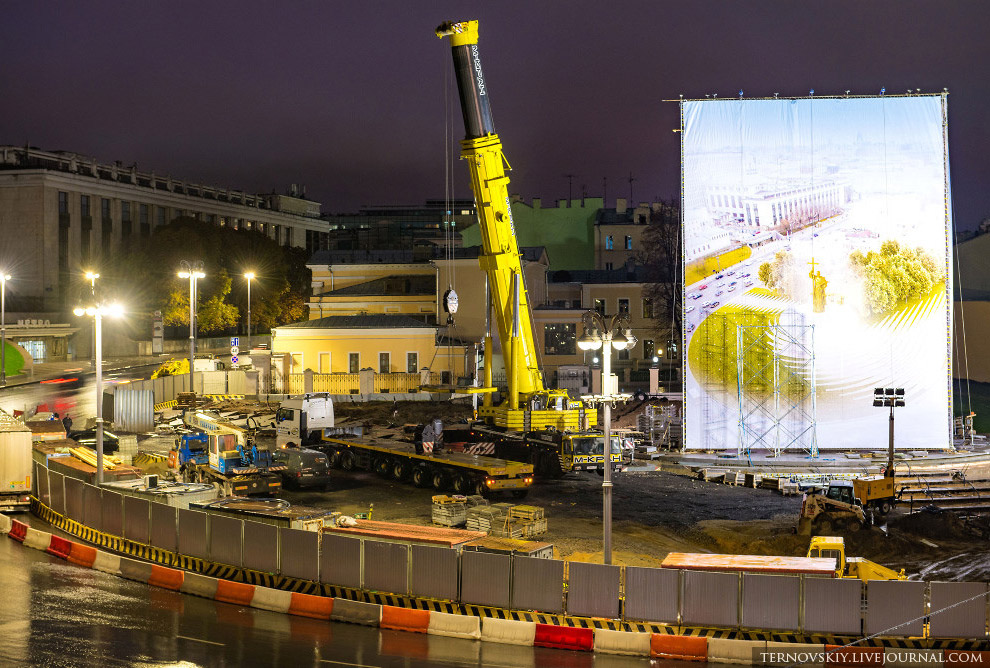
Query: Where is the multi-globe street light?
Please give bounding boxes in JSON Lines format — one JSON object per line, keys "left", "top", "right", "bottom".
{"left": 72, "top": 302, "right": 123, "bottom": 484}
{"left": 178, "top": 261, "right": 205, "bottom": 392}
{"left": 244, "top": 271, "right": 255, "bottom": 352}
{"left": 0, "top": 272, "right": 10, "bottom": 386}
{"left": 577, "top": 310, "right": 636, "bottom": 565}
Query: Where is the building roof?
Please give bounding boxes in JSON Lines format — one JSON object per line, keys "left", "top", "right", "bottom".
{"left": 549, "top": 263, "right": 649, "bottom": 284}
{"left": 278, "top": 314, "right": 435, "bottom": 330}
{"left": 307, "top": 245, "right": 549, "bottom": 266}
{"left": 319, "top": 275, "right": 436, "bottom": 297}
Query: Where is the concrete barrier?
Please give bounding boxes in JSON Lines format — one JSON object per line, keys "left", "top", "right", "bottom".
{"left": 92, "top": 550, "right": 121, "bottom": 575}
{"left": 481, "top": 617, "right": 537, "bottom": 646}
{"left": 119, "top": 557, "right": 154, "bottom": 583}
{"left": 288, "top": 592, "right": 333, "bottom": 620}
{"left": 427, "top": 610, "right": 482, "bottom": 639}
{"left": 885, "top": 648, "right": 944, "bottom": 668}
{"left": 708, "top": 638, "right": 767, "bottom": 664}
{"left": 180, "top": 571, "right": 218, "bottom": 598}
{"left": 593, "top": 628, "right": 653, "bottom": 656}
{"left": 330, "top": 598, "right": 381, "bottom": 626}
{"left": 534, "top": 623, "right": 592, "bottom": 651}
{"left": 23, "top": 527, "right": 52, "bottom": 551}
{"left": 651, "top": 634, "right": 708, "bottom": 661}
{"left": 250, "top": 586, "right": 293, "bottom": 614}
{"left": 215, "top": 580, "right": 256, "bottom": 607}
{"left": 147, "top": 565, "right": 184, "bottom": 591}
{"left": 381, "top": 605, "right": 430, "bottom": 633}
{"left": 0, "top": 512, "right": 12, "bottom": 534}
{"left": 7, "top": 519, "right": 27, "bottom": 542}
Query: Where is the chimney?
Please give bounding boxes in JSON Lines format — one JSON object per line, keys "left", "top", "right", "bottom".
{"left": 616, "top": 198, "right": 627, "bottom": 214}
{"left": 532, "top": 198, "right": 542, "bottom": 209}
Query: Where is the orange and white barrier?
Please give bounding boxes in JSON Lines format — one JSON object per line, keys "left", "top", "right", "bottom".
{"left": 651, "top": 633, "right": 708, "bottom": 661}
{"left": 427, "top": 610, "right": 481, "bottom": 639}
{"left": 481, "top": 617, "right": 537, "bottom": 646}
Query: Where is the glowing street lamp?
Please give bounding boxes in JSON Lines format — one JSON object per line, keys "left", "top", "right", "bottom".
{"left": 72, "top": 302, "right": 124, "bottom": 484}
{"left": 84, "top": 271, "right": 99, "bottom": 369}
{"left": 178, "top": 261, "right": 205, "bottom": 392}
{"left": 0, "top": 272, "right": 9, "bottom": 386}
{"left": 244, "top": 272, "right": 255, "bottom": 351}
{"left": 578, "top": 310, "right": 637, "bottom": 565}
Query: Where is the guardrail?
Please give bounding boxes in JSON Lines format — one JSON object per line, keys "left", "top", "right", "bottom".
{"left": 29, "top": 457, "right": 988, "bottom": 642}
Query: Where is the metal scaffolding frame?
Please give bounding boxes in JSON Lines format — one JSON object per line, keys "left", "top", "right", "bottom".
{"left": 736, "top": 312, "right": 817, "bottom": 457}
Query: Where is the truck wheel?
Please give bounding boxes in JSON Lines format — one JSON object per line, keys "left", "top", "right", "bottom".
{"left": 328, "top": 450, "right": 342, "bottom": 468}
{"left": 452, "top": 474, "right": 471, "bottom": 495}
{"left": 813, "top": 515, "right": 833, "bottom": 535}
{"left": 375, "top": 458, "right": 390, "bottom": 477}
{"left": 412, "top": 466, "right": 430, "bottom": 488}
{"left": 844, "top": 517, "right": 863, "bottom": 533}
{"left": 340, "top": 451, "right": 355, "bottom": 471}
{"left": 879, "top": 501, "right": 893, "bottom": 515}
{"left": 473, "top": 479, "right": 488, "bottom": 497}
{"left": 432, "top": 470, "right": 448, "bottom": 491}
{"left": 392, "top": 461, "right": 408, "bottom": 481}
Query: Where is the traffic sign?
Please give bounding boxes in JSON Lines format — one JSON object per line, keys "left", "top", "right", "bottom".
{"left": 230, "top": 346, "right": 240, "bottom": 356}
{"left": 231, "top": 355, "right": 238, "bottom": 364}
{"left": 231, "top": 336, "right": 239, "bottom": 347}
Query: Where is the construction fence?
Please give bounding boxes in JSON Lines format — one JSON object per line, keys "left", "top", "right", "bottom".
{"left": 31, "top": 457, "right": 988, "bottom": 639}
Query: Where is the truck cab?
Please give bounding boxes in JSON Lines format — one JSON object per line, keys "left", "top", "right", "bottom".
{"left": 807, "top": 535, "right": 906, "bottom": 581}
{"left": 276, "top": 394, "right": 335, "bottom": 448}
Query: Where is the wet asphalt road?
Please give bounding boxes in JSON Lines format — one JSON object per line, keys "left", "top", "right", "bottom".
{"left": 0, "top": 514, "right": 665, "bottom": 668}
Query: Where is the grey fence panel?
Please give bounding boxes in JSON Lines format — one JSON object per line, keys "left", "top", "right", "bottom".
{"left": 243, "top": 521, "right": 278, "bottom": 574}
{"left": 461, "top": 551, "right": 511, "bottom": 609}
{"left": 866, "top": 580, "right": 926, "bottom": 637}
{"left": 209, "top": 515, "right": 243, "bottom": 567}
{"left": 202, "top": 371, "right": 227, "bottom": 394}
{"left": 682, "top": 571, "right": 738, "bottom": 628}
{"left": 279, "top": 528, "right": 319, "bottom": 581}
{"left": 227, "top": 371, "right": 247, "bottom": 394}
{"left": 31, "top": 460, "right": 40, "bottom": 496}
{"left": 804, "top": 577, "right": 862, "bottom": 635}
{"left": 320, "top": 534, "right": 362, "bottom": 589}
{"left": 49, "top": 471, "right": 65, "bottom": 515}
{"left": 83, "top": 483, "right": 102, "bottom": 532}
{"left": 114, "top": 389, "right": 154, "bottom": 432}
{"left": 930, "top": 582, "right": 988, "bottom": 638}
{"left": 150, "top": 503, "right": 177, "bottom": 552}
{"left": 64, "top": 476, "right": 85, "bottom": 522}
{"left": 742, "top": 574, "right": 800, "bottom": 631}
{"left": 37, "top": 464, "right": 50, "bottom": 508}
{"left": 101, "top": 490, "right": 123, "bottom": 537}
{"left": 123, "top": 496, "right": 151, "bottom": 544}
{"left": 511, "top": 556, "right": 564, "bottom": 613}
{"left": 363, "top": 540, "right": 408, "bottom": 595}
{"left": 177, "top": 509, "right": 208, "bottom": 560}
{"left": 567, "top": 561, "right": 620, "bottom": 619}
{"left": 409, "top": 545, "right": 458, "bottom": 601}
{"left": 624, "top": 566, "right": 679, "bottom": 623}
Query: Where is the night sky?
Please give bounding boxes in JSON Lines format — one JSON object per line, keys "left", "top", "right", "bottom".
{"left": 3, "top": 2, "right": 988, "bottom": 230}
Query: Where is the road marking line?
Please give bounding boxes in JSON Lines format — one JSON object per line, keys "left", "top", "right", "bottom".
{"left": 318, "top": 660, "right": 379, "bottom": 667}
{"left": 176, "top": 634, "right": 225, "bottom": 646}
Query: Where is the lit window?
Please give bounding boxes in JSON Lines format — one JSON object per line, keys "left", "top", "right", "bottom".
{"left": 624, "top": 235, "right": 632, "bottom": 250}
{"left": 605, "top": 235, "right": 614, "bottom": 250}
{"left": 544, "top": 323, "right": 576, "bottom": 356}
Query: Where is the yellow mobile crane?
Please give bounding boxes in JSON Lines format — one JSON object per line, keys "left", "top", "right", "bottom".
{"left": 436, "top": 20, "right": 597, "bottom": 434}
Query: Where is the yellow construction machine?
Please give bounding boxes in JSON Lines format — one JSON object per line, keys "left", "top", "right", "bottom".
{"left": 806, "top": 535, "right": 907, "bottom": 581}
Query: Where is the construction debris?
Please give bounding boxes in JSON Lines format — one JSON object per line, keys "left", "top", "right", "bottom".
{"left": 432, "top": 495, "right": 468, "bottom": 527}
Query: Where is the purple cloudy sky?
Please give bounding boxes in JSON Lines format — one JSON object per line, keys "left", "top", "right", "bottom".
{"left": 2, "top": 1, "right": 987, "bottom": 229}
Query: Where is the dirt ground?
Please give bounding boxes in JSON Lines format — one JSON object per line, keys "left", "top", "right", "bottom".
{"left": 196, "top": 399, "right": 990, "bottom": 580}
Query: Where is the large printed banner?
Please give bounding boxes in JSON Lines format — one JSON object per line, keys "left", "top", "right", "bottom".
{"left": 682, "top": 96, "right": 952, "bottom": 451}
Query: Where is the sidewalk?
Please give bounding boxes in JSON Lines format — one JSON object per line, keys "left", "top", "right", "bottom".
{"left": 0, "top": 355, "right": 172, "bottom": 389}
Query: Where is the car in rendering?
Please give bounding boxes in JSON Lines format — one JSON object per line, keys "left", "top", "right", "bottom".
{"left": 699, "top": 284, "right": 709, "bottom": 290}
{"left": 745, "top": 280, "right": 755, "bottom": 287}
{"left": 685, "top": 306, "right": 695, "bottom": 313}
{"left": 691, "top": 293, "right": 703, "bottom": 300}
{"left": 715, "top": 290, "right": 724, "bottom": 297}
{"left": 727, "top": 270, "right": 735, "bottom": 276}
{"left": 728, "top": 285, "right": 736, "bottom": 291}
{"left": 273, "top": 448, "right": 332, "bottom": 491}
{"left": 715, "top": 274, "right": 725, "bottom": 280}
{"left": 711, "top": 301, "right": 720, "bottom": 308}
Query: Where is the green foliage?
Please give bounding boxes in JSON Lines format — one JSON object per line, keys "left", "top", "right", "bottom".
{"left": 102, "top": 217, "right": 312, "bottom": 336}
{"left": 151, "top": 358, "right": 188, "bottom": 378}
{"left": 758, "top": 251, "right": 795, "bottom": 296}
{"left": 849, "top": 240, "right": 943, "bottom": 316}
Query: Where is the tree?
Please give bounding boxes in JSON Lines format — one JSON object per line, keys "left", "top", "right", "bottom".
{"left": 637, "top": 198, "right": 681, "bottom": 348}
{"left": 849, "top": 240, "right": 943, "bottom": 316}
{"left": 758, "top": 250, "right": 796, "bottom": 297}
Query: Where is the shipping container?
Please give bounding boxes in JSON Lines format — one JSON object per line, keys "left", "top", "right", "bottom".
{"left": 0, "top": 410, "right": 34, "bottom": 510}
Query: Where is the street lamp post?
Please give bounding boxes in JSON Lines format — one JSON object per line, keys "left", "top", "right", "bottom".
{"left": 578, "top": 310, "right": 636, "bottom": 565}
{"left": 244, "top": 272, "right": 255, "bottom": 352}
{"left": 0, "top": 273, "right": 9, "bottom": 386}
{"left": 85, "top": 271, "right": 99, "bottom": 370}
{"left": 873, "top": 387, "right": 905, "bottom": 476}
{"left": 178, "top": 261, "right": 205, "bottom": 394}
{"left": 73, "top": 303, "right": 123, "bottom": 484}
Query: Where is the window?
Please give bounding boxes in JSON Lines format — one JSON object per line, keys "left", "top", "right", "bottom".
{"left": 121, "top": 201, "right": 132, "bottom": 240}
{"left": 618, "top": 298, "right": 629, "bottom": 315}
{"left": 605, "top": 262, "right": 613, "bottom": 271}
{"left": 139, "top": 204, "right": 149, "bottom": 237}
{"left": 643, "top": 339, "right": 656, "bottom": 360}
{"left": 572, "top": 299, "right": 581, "bottom": 308}
{"left": 80, "top": 195, "right": 91, "bottom": 217}
{"left": 157, "top": 207, "right": 165, "bottom": 227}
{"left": 58, "top": 191, "right": 68, "bottom": 215}
{"left": 605, "top": 235, "right": 613, "bottom": 250}
{"left": 102, "top": 199, "right": 112, "bottom": 253}
{"left": 544, "top": 323, "right": 576, "bottom": 356}
{"left": 379, "top": 352, "right": 390, "bottom": 374}
{"left": 407, "top": 352, "right": 418, "bottom": 374}
{"left": 594, "top": 298, "right": 605, "bottom": 316}
{"left": 319, "top": 352, "right": 330, "bottom": 373}
{"left": 349, "top": 353, "right": 359, "bottom": 373}
{"left": 643, "top": 298, "right": 654, "bottom": 319}
{"left": 101, "top": 198, "right": 111, "bottom": 221}
{"left": 618, "top": 347, "right": 630, "bottom": 361}
{"left": 624, "top": 235, "right": 632, "bottom": 250}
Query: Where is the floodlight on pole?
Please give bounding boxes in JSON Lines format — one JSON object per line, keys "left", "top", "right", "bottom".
{"left": 244, "top": 272, "right": 255, "bottom": 352}
{"left": 72, "top": 302, "right": 124, "bottom": 484}
{"left": 0, "top": 272, "right": 9, "bottom": 386}
{"left": 84, "top": 271, "right": 100, "bottom": 369}
{"left": 873, "top": 387, "right": 905, "bottom": 477}
{"left": 178, "top": 261, "right": 205, "bottom": 393}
